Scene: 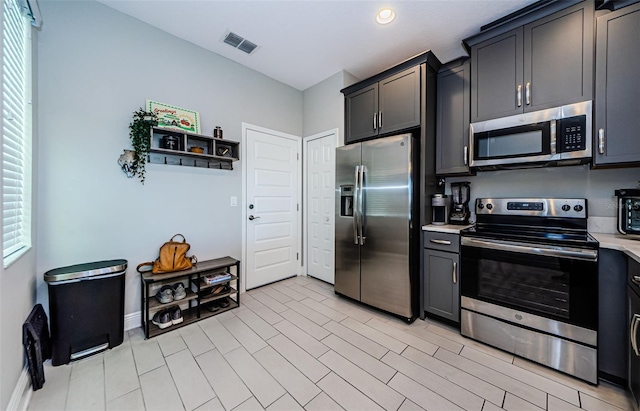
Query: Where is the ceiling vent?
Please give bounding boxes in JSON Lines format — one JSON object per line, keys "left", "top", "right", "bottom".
{"left": 222, "top": 30, "right": 259, "bottom": 55}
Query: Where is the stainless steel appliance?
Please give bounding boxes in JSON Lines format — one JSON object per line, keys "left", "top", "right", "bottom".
{"left": 335, "top": 134, "right": 419, "bottom": 320}
{"left": 628, "top": 258, "right": 640, "bottom": 407}
{"left": 431, "top": 194, "right": 448, "bottom": 225}
{"left": 460, "top": 198, "right": 599, "bottom": 383}
{"left": 449, "top": 182, "right": 471, "bottom": 225}
{"left": 469, "top": 101, "right": 592, "bottom": 170}
{"left": 615, "top": 189, "right": 640, "bottom": 238}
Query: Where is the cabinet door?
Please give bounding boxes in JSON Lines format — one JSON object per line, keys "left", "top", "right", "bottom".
{"left": 345, "top": 84, "right": 378, "bottom": 144}
{"left": 471, "top": 27, "right": 524, "bottom": 122}
{"left": 594, "top": 3, "right": 640, "bottom": 166}
{"left": 523, "top": 2, "right": 593, "bottom": 112}
{"left": 437, "top": 61, "right": 471, "bottom": 175}
{"left": 630, "top": 258, "right": 640, "bottom": 409}
{"left": 423, "top": 249, "right": 460, "bottom": 323}
{"left": 378, "top": 66, "right": 421, "bottom": 135}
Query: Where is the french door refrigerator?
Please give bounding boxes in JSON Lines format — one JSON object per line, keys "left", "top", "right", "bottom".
{"left": 335, "top": 133, "right": 420, "bottom": 320}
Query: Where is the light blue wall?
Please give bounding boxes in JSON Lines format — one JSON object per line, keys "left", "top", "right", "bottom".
{"left": 36, "top": 1, "right": 303, "bottom": 318}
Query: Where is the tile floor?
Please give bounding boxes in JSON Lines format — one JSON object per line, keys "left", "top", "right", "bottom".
{"left": 29, "top": 275, "right": 634, "bottom": 411}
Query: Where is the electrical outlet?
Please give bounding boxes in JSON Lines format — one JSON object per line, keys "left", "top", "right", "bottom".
{"left": 230, "top": 196, "right": 238, "bottom": 207}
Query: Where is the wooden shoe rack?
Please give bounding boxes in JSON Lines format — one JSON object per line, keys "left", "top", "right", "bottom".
{"left": 139, "top": 256, "right": 240, "bottom": 338}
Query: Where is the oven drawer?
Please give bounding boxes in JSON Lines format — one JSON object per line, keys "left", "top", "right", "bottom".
{"left": 424, "top": 232, "right": 459, "bottom": 253}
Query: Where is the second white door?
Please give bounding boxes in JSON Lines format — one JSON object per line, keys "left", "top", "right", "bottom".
{"left": 245, "top": 126, "right": 301, "bottom": 289}
{"left": 305, "top": 131, "right": 337, "bottom": 284}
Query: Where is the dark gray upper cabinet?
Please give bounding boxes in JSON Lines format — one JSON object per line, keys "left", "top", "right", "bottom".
{"left": 345, "top": 84, "right": 378, "bottom": 144}
{"left": 437, "top": 59, "right": 472, "bottom": 175}
{"left": 594, "top": 2, "right": 640, "bottom": 167}
{"left": 469, "top": 2, "right": 593, "bottom": 122}
{"left": 378, "top": 66, "right": 421, "bottom": 135}
{"left": 344, "top": 66, "right": 420, "bottom": 144}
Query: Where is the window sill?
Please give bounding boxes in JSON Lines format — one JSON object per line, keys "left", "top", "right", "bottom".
{"left": 4, "top": 245, "right": 32, "bottom": 269}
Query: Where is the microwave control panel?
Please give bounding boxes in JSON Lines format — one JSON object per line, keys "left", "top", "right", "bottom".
{"left": 558, "top": 115, "right": 587, "bottom": 152}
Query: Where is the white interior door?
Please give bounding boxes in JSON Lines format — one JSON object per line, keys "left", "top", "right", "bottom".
{"left": 245, "top": 126, "right": 301, "bottom": 289}
{"left": 305, "top": 130, "right": 337, "bottom": 284}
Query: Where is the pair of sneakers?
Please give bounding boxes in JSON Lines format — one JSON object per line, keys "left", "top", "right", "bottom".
{"left": 205, "top": 297, "right": 231, "bottom": 312}
{"left": 152, "top": 306, "right": 183, "bottom": 329}
{"left": 156, "top": 282, "right": 186, "bottom": 304}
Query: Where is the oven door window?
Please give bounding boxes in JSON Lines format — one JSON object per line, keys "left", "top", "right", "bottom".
{"left": 461, "top": 245, "right": 597, "bottom": 330}
{"left": 474, "top": 122, "right": 550, "bottom": 160}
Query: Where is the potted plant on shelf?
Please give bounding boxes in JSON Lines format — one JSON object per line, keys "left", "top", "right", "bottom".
{"left": 128, "top": 108, "right": 158, "bottom": 184}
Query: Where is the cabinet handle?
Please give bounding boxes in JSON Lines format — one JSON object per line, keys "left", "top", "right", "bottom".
{"left": 632, "top": 314, "right": 640, "bottom": 356}
{"left": 373, "top": 113, "right": 377, "bottom": 130}
{"left": 598, "top": 128, "right": 605, "bottom": 154}
{"left": 464, "top": 146, "right": 468, "bottom": 166}
{"left": 517, "top": 84, "right": 522, "bottom": 107}
{"left": 525, "top": 82, "right": 531, "bottom": 105}
{"left": 452, "top": 262, "right": 457, "bottom": 284}
{"left": 633, "top": 276, "right": 640, "bottom": 286}
{"left": 378, "top": 111, "right": 382, "bottom": 129}
{"left": 430, "top": 239, "right": 451, "bottom": 245}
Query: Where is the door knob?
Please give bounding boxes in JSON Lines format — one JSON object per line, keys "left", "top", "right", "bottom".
{"left": 249, "top": 215, "right": 260, "bottom": 221}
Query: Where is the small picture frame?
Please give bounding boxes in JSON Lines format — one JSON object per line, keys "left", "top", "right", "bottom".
{"left": 146, "top": 100, "right": 201, "bottom": 134}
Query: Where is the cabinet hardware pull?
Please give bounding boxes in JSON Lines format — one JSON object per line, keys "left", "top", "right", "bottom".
{"left": 598, "top": 128, "right": 605, "bottom": 154}
{"left": 452, "top": 262, "right": 457, "bottom": 284}
{"left": 464, "top": 146, "right": 468, "bottom": 166}
{"left": 373, "top": 113, "right": 377, "bottom": 130}
{"left": 517, "top": 85, "right": 522, "bottom": 107}
{"left": 379, "top": 111, "right": 382, "bottom": 129}
{"left": 525, "top": 82, "right": 531, "bottom": 105}
{"left": 430, "top": 239, "right": 451, "bottom": 245}
{"left": 633, "top": 276, "right": 640, "bottom": 286}
{"left": 632, "top": 314, "right": 640, "bottom": 356}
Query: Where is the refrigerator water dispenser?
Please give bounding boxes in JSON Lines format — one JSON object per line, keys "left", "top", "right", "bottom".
{"left": 340, "top": 185, "right": 354, "bottom": 217}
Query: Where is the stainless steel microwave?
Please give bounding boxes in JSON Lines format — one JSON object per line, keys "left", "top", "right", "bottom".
{"left": 469, "top": 101, "right": 592, "bottom": 170}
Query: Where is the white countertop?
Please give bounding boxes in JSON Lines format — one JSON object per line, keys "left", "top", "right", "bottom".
{"left": 591, "top": 232, "right": 640, "bottom": 263}
{"left": 421, "top": 224, "right": 472, "bottom": 234}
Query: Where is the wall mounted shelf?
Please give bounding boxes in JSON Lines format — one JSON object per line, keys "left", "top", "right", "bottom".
{"left": 148, "top": 127, "right": 240, "bottom": 170}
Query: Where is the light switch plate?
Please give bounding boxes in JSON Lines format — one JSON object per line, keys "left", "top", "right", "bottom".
{"left": 230, "top": 196, "right": 238, "bottom": 207}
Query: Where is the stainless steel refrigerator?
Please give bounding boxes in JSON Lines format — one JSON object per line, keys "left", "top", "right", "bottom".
{"left": 335, "top": 133, "right": 420, "bottom": 320}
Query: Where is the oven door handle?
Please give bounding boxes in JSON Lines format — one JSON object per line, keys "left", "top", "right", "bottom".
{"left": 461, "top": 237, "right": 598, "bottom": 261}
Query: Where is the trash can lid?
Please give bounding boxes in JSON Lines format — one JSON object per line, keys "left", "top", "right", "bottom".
{"left": 44, "top": 259, "right": 128, "bottom": 283}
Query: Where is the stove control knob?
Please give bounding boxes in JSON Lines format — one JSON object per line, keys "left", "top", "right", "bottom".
{"left": 562, "top": 204, "right": 571, "bottom": 212}
{"left": 574, "top": 204, "right": 584, "bottom": 212}
{"left": 477, "top": 203, "right": 484, "bottom": 210}
{"left": 486, "top": 203, "right": 493, "bottom": 210}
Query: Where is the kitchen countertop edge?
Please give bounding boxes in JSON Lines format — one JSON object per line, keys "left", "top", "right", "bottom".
{"left": 591, "top": 233, "right": 640, "bottom": 264}
{"left": 422, "top": 224, "right": 472, "bottom": 234}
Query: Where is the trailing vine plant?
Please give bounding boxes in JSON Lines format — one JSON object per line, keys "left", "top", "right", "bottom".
{"left": 128, "top": 108, "right": 158, "bottom": 184}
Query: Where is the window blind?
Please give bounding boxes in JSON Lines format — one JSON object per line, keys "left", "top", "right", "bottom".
{"left": 2, "top": 0, "right": 32, "bottom": 262}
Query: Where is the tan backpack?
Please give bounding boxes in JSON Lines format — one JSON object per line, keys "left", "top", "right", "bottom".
{"left": 137, "top": 234, "right": 197, "bottom": 274}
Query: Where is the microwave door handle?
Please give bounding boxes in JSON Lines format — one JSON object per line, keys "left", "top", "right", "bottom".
{"left": 618, "top": 198, "right": 627, "bottom": 235}
{"left": 550, "top": 119, "right": 557, "bottom": 155}
{"left": 359, "top": 166, "right": 366, "bottom": 246}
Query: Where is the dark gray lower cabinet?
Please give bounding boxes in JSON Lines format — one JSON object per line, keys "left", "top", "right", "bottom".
{"left": 594, "top": 2, "right": 640, "bottom": 166}
{"left": 422, "top": 232, "right": 460, "bottom": 323}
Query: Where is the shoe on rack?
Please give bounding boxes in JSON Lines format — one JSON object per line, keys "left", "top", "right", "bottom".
{"left": 152, "top": 310, "right": 172, "bottom": 329}
{"left": 205, "top": 301, "right": 220, "bottom": 313}
{"left": 170, "top": 306, "right": 183, "bottom": 325}
{"left": 172, "top": 282, "right": 186, "bottom": 300}
{"left": 218, "top": 297, "right": 230, "bottom": 308}
{"left": 155, "top": 285, "right": 174, "bottom": 304}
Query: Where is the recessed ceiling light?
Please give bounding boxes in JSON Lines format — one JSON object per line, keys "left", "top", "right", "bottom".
{"left": 376, "top": 8, "right": 396, "bottom": 25}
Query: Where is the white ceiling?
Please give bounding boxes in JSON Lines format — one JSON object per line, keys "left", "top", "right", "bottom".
{"left": 98, "top": 0, "right": 537, "bottom": 91}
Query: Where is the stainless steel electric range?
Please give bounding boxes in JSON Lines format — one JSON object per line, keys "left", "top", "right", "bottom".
{"left": 460, "top": 198, "right": 599, "bottom": 384}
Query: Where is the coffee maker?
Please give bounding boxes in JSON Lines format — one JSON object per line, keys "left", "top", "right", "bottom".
{"left": 449, "top": 182, "right": 471, "bottom": 225}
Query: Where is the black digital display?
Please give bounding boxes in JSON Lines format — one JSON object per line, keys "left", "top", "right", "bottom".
{"left": 559, "top": 115, "right": 587, "bottom": 152}
{"left": 507, "top": 202, "right": 544, "bottom": 211}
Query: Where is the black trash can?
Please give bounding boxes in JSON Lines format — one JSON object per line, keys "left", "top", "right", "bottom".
{"left": 44, "top": 259, "right": 127, "bottom": 366}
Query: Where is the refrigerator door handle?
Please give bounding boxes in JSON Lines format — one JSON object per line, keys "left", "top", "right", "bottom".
{"left": 353, "top": 165, "right": 360, "bottom": 245}
{"left": 359, "top": 165, "right": 366, "bottom": 246}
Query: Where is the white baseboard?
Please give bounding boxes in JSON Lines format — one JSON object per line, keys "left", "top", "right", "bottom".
{"left": 7, "top": 366, "right": 32, "bottom": 411}
{"left": 124, "top": 311, "right": 141, "bottom": 331}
